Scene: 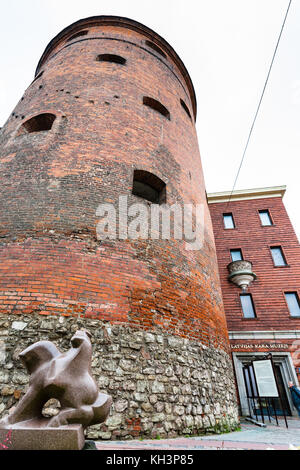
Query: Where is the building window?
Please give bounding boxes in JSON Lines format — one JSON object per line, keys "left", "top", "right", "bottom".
{"left": 96, "top": 54, "right": 126, "bottom": 65}
{"left": 230, "top": 249, "right": 243, "bottom": 262}
{"left": 132, "top": 170, "right": 166, "bottom": 204}
{"left": 67, "top": 30, "right": 89, "bottom": 42}
{"left": 143, "top": 97, "right": 170, "bottom": 120}
{"left": 17, "top": 113, "right": 56, "bottom": 136}
{"left": 285, "top": 292, "right": 300, "bottom": 317}
{"left": 223, "top": 213, "right": 235, "bottom": 229}
{"left": 270, "top": 246, "right": 287, "bottom": 267}
{"left": 145, "top": 40, "right": 167, "bottom": 59}
{"left": 240, "top": 294, "right": 256, "bottom": 319}
{"left": 180, "top": 99, "right": 192, "bottom": 121}
{"left": 259, "top": 210, "right": 273, "bottom": 226}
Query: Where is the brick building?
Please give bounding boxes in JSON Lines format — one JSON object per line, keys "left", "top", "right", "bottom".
{"left": 208, "top": 186, "right": 300, "bottom": 418}
{"left": 0, "top": 16, "right": 239, "bottom": 439}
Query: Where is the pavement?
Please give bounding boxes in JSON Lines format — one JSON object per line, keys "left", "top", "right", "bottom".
{"left": 96, "top": 418, "right": 300, "bottom": 450}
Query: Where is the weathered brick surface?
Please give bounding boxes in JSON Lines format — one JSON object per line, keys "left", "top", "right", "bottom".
{"left": 0, "top": 17, "right": 239, "bottom": 436}
{"left": 0, "top": 17, "right": 229, "bottom": 349}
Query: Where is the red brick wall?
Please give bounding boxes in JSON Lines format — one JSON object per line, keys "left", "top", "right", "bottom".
{"left": 209, "top": 196, "right": 300, "bottom": 332}
{"left": 0, "top": 18, "right": 229, "bottom": 349}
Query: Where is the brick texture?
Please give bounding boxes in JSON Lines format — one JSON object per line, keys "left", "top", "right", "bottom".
{"left": 0, "top": 17, "right": 229, "bottom": 350}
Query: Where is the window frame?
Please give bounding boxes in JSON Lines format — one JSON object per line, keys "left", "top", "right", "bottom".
{"left": 258, "top": 209, "right": 273, "bottom": 227}
{"left": 270, "top": 245, "right": 288, "bottom": 267}
{"left": 230, "top": 249, "right": 244, "bottom": 262}
{"left": 223, "top": 212, "right": 235, "bottom": 230}
{"left": 240, "top": 293, "right": 257, "bottom": 319}
{"left": 284, "top": 292, "right": 300, "bottom": 318}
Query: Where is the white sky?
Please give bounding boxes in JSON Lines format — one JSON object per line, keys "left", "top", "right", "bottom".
{"left": 1, "top": 0, "right": 299, "bottom": 239}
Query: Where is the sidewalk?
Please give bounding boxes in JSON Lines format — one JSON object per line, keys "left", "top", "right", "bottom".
{"left": 96, "top": 418, "right": 300, "bottom": 450}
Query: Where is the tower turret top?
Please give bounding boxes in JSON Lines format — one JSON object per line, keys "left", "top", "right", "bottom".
{"left": 36, "top": 15, "right": 197, "bottom": 120}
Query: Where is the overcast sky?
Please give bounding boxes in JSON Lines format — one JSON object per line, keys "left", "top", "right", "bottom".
{"left": 1, "top": 0, "right": 299, "bottom": 238}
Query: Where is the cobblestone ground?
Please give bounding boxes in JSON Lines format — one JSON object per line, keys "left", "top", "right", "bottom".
{"left": 96, "top": 418, "right": 300, "bottom": 450}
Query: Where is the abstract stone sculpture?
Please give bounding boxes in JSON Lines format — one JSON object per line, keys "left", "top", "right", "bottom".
{"left": 0, "top": 330, "right": 112, "bottom": 450}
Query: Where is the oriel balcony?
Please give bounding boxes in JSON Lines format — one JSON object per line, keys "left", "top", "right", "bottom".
{"left": 227, "top": 260, "right": 257, "bottom": 292}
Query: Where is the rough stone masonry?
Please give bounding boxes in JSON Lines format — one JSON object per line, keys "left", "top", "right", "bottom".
{"left": 0, "top": 315, "right": 238, "bottom": 440}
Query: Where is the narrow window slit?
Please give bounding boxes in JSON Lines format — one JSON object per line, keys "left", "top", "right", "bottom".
{"left": 67, "top": 30, "right": 89, "bottom": 42}
{"left": 96, "top": 54, "right": 126, "bottom": 65}
{"left": 143, "top": 97, "right": 170, "bottom": 120}
{"left": 145, "top": 40, "right": 167, "bottom": 59}
{"left": 180, "top": 99, "right": 192, "bottom": 120}
{"left": 285, "top": 292, "right": 300, "bottom": 317}
{"left": 32, "top": 71, "right": 44, "bottom": 84}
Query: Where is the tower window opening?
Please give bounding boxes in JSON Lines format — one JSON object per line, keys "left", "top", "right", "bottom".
{"left": 67, "top": 30, "right": 89, "bottom": 42}
{"left": 145, "top": 40, "right": 167, "bottom": 59}
{"left": 96, "top": 54, "right": 126, "bottom": 65}
{"left": 180, "top": 99, "right": 192, "bottom": 120}
{"left": 18, "top": 113, "right": 56, "bottom": 136}
{"left": 143, "top": 97, "right": 170, "bottom": 121}
{"left": 132, "top": 170, "right": 166, "bottom": 204}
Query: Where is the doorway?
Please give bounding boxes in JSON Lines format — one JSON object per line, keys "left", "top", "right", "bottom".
{"left": 273, "top": 364, "right": 291, "bottom": 415}
{"left": 242, "top": 362, "right": 291, "bottom": 417}
{"left": 232, "top": 352, "right": 298, "bottom": 418}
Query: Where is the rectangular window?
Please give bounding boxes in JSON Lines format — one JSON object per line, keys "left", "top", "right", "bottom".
{"left": 285, "top": 292, "right": 300, "bottom": 317}
{"left": 240, "top": 294, "right": 256, "bottom": 319}
{"left": 270, "top": 246, "right": 287, "bottom": 266}
{"left": 259, "top": 210, "right": 273, "bottom": 226}
{"left": 223, "top": 213, "right": 235, "bottom": 229}
{"left": 230, "top": 249, "right": 243, "bottom": 262}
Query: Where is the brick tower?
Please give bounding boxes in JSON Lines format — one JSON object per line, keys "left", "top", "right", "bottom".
{"left": 0, "top": 16, "right": 238, "bottom": 439}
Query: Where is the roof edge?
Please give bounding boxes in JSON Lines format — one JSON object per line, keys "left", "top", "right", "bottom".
{"left": 207, "top": 185, "right": 287, "bottom": 204}
{"left": 35, "top": 15, "right": 197, "bottom": 120}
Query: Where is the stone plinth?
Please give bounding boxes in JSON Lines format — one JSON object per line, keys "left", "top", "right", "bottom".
{"left": 0, "top": 419, "right": 85, "bottom": 450}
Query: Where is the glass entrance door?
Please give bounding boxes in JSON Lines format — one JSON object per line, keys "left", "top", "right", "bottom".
{"left": 273, "top": 365, "right": 291, "bottom": 416}
{"left": 242, "top": 362, "right": 291, "bottom": 418}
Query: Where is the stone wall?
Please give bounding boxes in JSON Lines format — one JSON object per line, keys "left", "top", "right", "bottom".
{"left": 0, "top": 314, "right": 239, "bottom": 440}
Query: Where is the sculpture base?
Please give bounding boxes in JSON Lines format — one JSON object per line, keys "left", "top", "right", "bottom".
{"left": 0, "top": 419, "right": 85, "bottom": 450}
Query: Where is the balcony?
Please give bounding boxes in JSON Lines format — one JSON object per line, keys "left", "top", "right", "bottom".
{"left": 227, "top": 260, "right": 257, "bottom": 292}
